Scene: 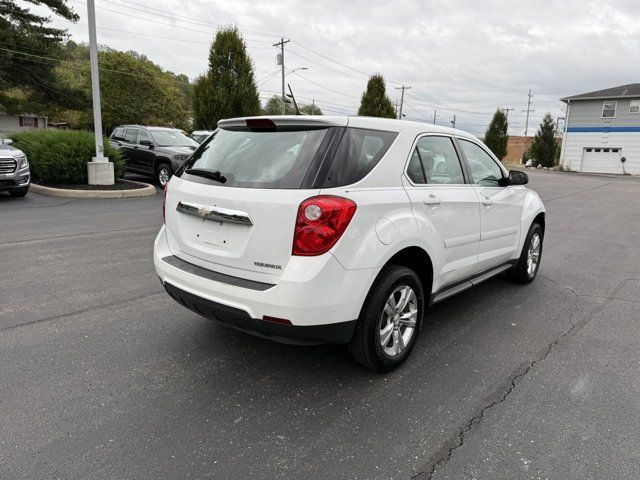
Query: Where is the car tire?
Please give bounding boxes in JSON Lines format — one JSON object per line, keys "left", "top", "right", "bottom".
{"left": 507, "top": 222, "right": 543, "bottom": 284}
{"left": 9, "top": 186, "right": 29, "bottom": 197}
{"left": 156, "top": 162, "right": 172, "bottom": 188}
{"left": 348, "top": 265, "right": 424, "bottom": 372}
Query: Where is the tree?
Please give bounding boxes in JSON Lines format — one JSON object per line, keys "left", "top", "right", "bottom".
{"left": 300, "top": 103, "right": 322, "bottom": 115}
{"left": 52, "top": 43, "right": 189, "bottom": 132}
{"left": 192, "top": 27, "right": 260, "bottom": 129}
{"left": 263, "top": 95, "right": 295, "bottom": 115}
{"left": 530, "top": 113, "right": 557, "bottom": 167}
{"left": 483, "top": 109, "right": 509, "bottom": 160}
{"left": 0, "top": 0, "right": 80, "bottom": 113}
{"left": 357, "top": 74, "right": 396, "bottom": 118}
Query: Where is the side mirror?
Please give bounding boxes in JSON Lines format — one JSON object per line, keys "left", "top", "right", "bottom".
{"left": 507, "top": 170, "right": 528, "bottom": 186}
{"left": 3, "top": 139, "right": 13, "bottom": 145}
{"left": 140, "top": 139, "right": 153, "bottom": 147}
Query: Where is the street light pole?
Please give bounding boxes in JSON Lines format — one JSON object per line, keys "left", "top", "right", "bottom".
{"left": 86, "top": 0, "right": 113, "bottom": 184}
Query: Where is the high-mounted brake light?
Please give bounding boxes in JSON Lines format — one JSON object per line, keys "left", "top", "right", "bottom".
{"left": 162, "top": 181, "right": 169, "bottom": 224}
{"left": 292, "top": 195, "right": 357, "bottom": 256}
{"left": 246, "top": 118, "right": 276, "bottom": 129}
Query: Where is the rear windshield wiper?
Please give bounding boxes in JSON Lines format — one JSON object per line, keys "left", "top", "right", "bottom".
{"left": 185, "top": 168, "right": 227, "bottom": 184}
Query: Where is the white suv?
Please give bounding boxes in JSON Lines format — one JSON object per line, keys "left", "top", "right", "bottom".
{"left": 154, "top": 116, "right": 545, "bottom": 371}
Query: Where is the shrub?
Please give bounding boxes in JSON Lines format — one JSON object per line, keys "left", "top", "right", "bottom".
{"left": 9, "top": 130, "right": 124, "bottom": 184}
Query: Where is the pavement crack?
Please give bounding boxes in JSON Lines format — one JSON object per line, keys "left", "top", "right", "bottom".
{"left": 1, "top": 291, "right": 164, "bottom": 332}
{"left": 413, "top": 275, "right": 634, "bottom": 479}
{"left": 412, "top": 274, "right": 590, "bottom": 480}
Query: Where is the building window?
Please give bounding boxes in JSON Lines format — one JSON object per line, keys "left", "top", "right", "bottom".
{"left": 602, "top": 101, "right": 617, "bottom": 118}
{"left": 630, "top": 100, "right": 640, "bottom": 114}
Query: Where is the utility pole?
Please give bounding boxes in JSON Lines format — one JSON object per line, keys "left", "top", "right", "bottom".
{"left": 395, "top": 85, "right": 411, "bottom": 119}
{"left": 501, "top": 107, "right": 515, "bottom": 121}
{"left": 273, "top": 37, "right": 290, "bottom": 115}
{"left": 450, "top": 115, "right": 456, "bottom": 128}
{"left": 86, "top": 0, "right": 113, "bottom": 185}
{"left": 556, "top": 116, "right": 565, "bottom": 137}
{"left": 394, "top": 99, "right": 399, "bottom": 118}
{"left": 433, "top": 110, "right": 437, "bottom": 124}
{"left": 311, "top": 99, "right": 315, "bottom": 115}
{"left": 522, "top": 89, "right": 534, "bottom": 162}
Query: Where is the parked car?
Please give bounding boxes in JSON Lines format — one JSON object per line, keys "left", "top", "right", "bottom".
{"left": 190, "top": 130, "right": 215, "bottom": 144}
{"left": 109, "top": 125, "right": 199, "bottom": 187}
{"left": 154, "top": 116, "right": 545, "bottom": 371}
{"left": 0, "top": 137, "right": 30, "bottom": 197}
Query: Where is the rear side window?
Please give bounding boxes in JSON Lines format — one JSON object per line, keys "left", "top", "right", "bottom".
{"left": 181, "top": 127, "right": 329, "bottom": 189}
{"left": 323, "top": 128, "right": 397, "bottom": 187}
{"left": 123, "top": 128, "right": 138, "bottom": 143}
{"left": 112, "top": 127, "right": 124, "bottom": 140}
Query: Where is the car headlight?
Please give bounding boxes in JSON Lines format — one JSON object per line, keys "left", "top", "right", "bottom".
{"left": 16, "top": 155, "right": 28, "bottom": 169}
{"left": 174, "top": 154, "right": 191, "bottom": 162}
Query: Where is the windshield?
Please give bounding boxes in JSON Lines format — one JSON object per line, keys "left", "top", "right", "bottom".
{"left": 150, "top": 130, "right": 198, "bottom": 147}
{"left": 179, "top": 127, "right": 328, "bottom": 188}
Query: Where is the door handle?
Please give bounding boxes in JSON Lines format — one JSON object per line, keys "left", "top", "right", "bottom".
{"left": 423, "top": 195, "right": 441, "bottom": 205}
{"left": 481, "top": 196, "right": 493, "bottom": 206}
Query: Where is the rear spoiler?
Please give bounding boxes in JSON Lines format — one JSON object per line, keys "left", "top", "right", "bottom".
{"left": 218, "top": 116, "right": 349, "bottom": 129}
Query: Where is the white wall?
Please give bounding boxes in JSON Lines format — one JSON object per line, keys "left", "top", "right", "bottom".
{"left": 561, "top": 132, "right": 640, "bottom": 175}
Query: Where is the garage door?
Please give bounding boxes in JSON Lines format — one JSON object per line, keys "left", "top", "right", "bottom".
{"left": 580, "top": 147, "right": 622, "bottom": 174}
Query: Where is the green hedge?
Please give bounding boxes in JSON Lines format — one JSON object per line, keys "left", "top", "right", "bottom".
{"left": 9, "top": 130, "right": 125, "bottom": 184}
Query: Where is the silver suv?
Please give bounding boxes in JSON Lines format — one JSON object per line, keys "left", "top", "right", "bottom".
{"left": 0, "top": 138, "right": 30, "bottom": 197}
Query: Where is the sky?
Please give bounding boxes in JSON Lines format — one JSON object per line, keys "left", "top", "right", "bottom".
{"left": 28, "top": 0, "right": 640, "bottom": 136}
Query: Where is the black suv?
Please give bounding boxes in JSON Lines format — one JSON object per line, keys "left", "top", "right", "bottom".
{"left": 109, "top": 125, "right": 198, "bottom": 187}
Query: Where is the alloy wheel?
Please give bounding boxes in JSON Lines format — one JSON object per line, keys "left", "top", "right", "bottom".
{"left": 527, "top": 232, "right": 541, "bottom": 277}
{"left": 379, "top": 285, "right": 418, "bottom": 357}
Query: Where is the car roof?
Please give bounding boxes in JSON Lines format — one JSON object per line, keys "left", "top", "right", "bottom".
{"left": 218, "top": 115, "right": 479, "bottom": 141}
{"left": 115, "top": 125, "right": 182, "bottom": 131}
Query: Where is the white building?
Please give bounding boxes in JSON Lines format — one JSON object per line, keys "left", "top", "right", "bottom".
{"left": 559, "top": 84, "right": 640, "bottom": 175}
{"left": 0, "top": 111, "right": 48, "bottom": 134}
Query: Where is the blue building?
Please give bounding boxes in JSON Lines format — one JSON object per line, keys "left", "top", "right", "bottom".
{"left": 560, "top": 84, "right": 640, "bottom": 175}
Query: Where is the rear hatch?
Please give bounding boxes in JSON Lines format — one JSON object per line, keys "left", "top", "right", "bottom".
{"left": 164, "top": 116, "right": 347, "bottom": 282}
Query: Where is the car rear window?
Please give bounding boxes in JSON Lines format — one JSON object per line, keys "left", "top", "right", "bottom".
{"left": 322, "top": 128, "right": 397, "bottom": 187}
{"left": 180, "top": 127, "right": 329, "bottom": 189}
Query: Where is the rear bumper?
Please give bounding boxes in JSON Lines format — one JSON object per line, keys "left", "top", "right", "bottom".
{"left": 164, "top": 282, "right": 356, "bottom": 344}
{"left": 154, "top": 225, "right": 379, "bottom": 340}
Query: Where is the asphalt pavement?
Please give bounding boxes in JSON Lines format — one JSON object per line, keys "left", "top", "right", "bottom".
{"left": 1, "top": 170, "right": 639, "bottom": 479}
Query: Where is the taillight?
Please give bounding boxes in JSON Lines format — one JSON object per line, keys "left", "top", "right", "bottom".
{"left": 162, "top": 181, "right": 169, "bottom": 224}
{"left": 292, "top": 195, "right": 357, "bottom": 256}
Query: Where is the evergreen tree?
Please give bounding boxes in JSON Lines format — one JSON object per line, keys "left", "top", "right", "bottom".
{"left": 192, "top": 27, "right": 260, "bottom": 129}
{"left": 483, "top": 109, "right": 508, "bottom": 160}
{"left": 357, "top": 74, "right": 396, "bottom": 118}
{"left": 0, "top": 0, "right": 80, "bottom": 113}
{"left": 530, "top": 113, "right": 557, "bottom": 167}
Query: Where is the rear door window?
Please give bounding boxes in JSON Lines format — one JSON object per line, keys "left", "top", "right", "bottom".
{"left": 180, "top": 127, "right": 329, "bottom": 189}
{"left": 323, "top": 128, "right": 397, "bottom": 187}
{"left": 123, "top": 128, "right": 138, "bottom": 143}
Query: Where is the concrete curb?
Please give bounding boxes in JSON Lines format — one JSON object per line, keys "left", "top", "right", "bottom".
{"left": 30, "top": 179, "right": 157, "bottom": 198}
